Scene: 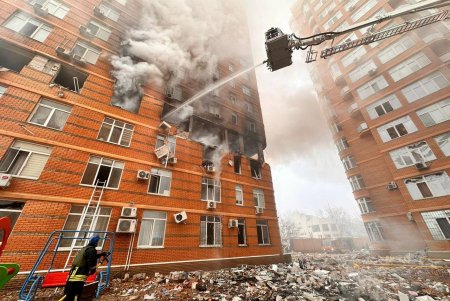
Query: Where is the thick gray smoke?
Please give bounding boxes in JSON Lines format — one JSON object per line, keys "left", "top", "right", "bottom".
{"left": 111, "top": 0, "right": 247, "bottom": 114}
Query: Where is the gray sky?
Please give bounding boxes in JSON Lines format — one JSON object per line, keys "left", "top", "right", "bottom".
{"left": 244, "top": 0, "right": 361, "bottom": 216}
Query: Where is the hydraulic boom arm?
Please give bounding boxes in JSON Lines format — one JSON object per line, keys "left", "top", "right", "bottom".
{"left": 265, "top": 0, "right": 450, "bottom": 71}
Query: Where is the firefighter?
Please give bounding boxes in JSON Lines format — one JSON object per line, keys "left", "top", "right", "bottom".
{"left": 62, "top": 235, "right": 100, "bottom": 301}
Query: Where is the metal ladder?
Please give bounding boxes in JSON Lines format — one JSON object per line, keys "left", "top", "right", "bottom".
{"left": 63, "top": 180, "right": 106, "bottom": 270}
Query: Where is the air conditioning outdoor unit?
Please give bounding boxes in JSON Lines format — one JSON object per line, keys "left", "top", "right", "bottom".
{"left": 406, "top": 212, "right": 414, "bottom": 222}
{"left": 0, "top": 174, "right": 12, "bottom": 188}
{"left": 137, "top": 170, "right": 150, "bottom": 180}
{"left": 55, "top": 47, "right": 71, "bottom": 59}
{"left": 255, "top": 206, "right": 264, "bottom": 214}
{"left": 174, "top": 211, "right": 187, "bottom": 223}
{"left": 415, "top": 162, "right": 428, "bottom": 170}
{"left": 93, "top": 6, "right": 106, "bottom": 18}
{"left": 72, "top": 54, "right": 86, "bottom": 65}
{"left": 206, "top": 201, "right": 216, "bottom": 210}
{"left": 33, "top": 3, "right": 48, "bottom": 16}
{"left": 159, "top": 121, "right": 172, "bottom": 131}
{"left": 116, "top": 219, "right": 137, "bottom": 233}
{"left": 168, "top": 157, "right": 178, "bottom": 164}
{"left": 154, "top": 145, "right": 170, "bottom": 159}
{"left": 121, "top": 207, "right": 137, "bottom": 218}
{"left": 206, "top": 165, "right": 216, "bottom": 173}
{"left": 228, "top": 219, "right": 239, "bottom": 228}
{"left": 368, "top": 68, "right": 377, "bottom": 76}
{"left": 79, "top": 26, "right": 93, "bottom": 37}
{"left": 387, "top": 181, "right": 398, "bottom": 190}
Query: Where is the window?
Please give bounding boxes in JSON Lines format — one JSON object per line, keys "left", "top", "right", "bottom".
{"left": 330, "top": 122, "right": 341, "bottom": 135}
{"left": 342, "top": 156, "right": 357, "bottom": 171}
{"left": 366, "top": 94, "right": 402, "bottom": 119}
{"left": 243, "top": 86, "right": 251, "bottom": 96}
{"left": 336, "top": 138, "right": 349, "bottom": 152}
{"left": 28, "top": 99, "right": 71, "bottom": 130}
{"left": 60, "top": 205, "right": 111, "bottom": 248}
{"left": 156, "top": 135, "right": 176, "bottom": 156}
{"left": 256, "top": 220, "right": 270, "bottom": 245}
{"left": 348, "top": 175, "right": 365, "bottom": 191}
{"left": 416, "top": 97, "right": 450, "bottom": 127}
{"left": 29, "top": 0, "right": 69, "bottom": 19}
{"left": 250, "top": 160, "right": 262, "bottom": 179}
{"left": 228, "top": 64, "right": 234, "bottom": 72}
{"left": 80, "top": 156, "right": 124, "bottom": 189}
{"left": 72, "top": 42, "right": 101, "bottom": 64}
{"left": 388, "top": 52, "right": 431, "bottom": 82}
{"left": 404, "top": 172, "right": 450, "bottom": 200}
{"left": 231, "top": 113, "right": 238, "bottom": 125}
{"left": 342, "top": 46, "right": 367, "bottom": 67}
{"left": 357, "top": 198, "right": 374, "bottom": 214}
{"left": 97, "top": 117, "right": 134, "bottom": 147}
{"left": 253, "top": 188, "right": 265, "bottom": 208}
{"left": 0, "top": 141, "right": 51, "bottom": 179}
{"left": 113, "top": 0, "right": 127, "bottom": 4}
{"left": 137, "top": 211, "right": 166, "bottom": 248}
{"left": 0, "top": 201, "right": 24, "bottom": 245}
{"left": 322, "top": 224, "right": 329, "bottom": 231}
{"left": 323, "top": 11, "right": 343, "bottom": 31}
{"left": 378, "top": 36, "right": 414, "bottom": 63}
{"left": 344, "top": 0, "right": 358, "bottom": 11}
{"left": 237, "top": 218, "right": 246, "bottom": 245}
{"left": 421, "top": 210, "right": 450, "bottom": 240}
{"left": 402, "top": 72, "right": 449, "bottom": 103}
{"left": 247, "top": 121, "right": 256, "bottom": 133}
{"left": 229, "top": 93, "right": 237, "bottom": 104}
{"left": 329, "top": 63, "right": 342, "bottom": 81}
{"left": 365, "top": 221, "right": 384, "bottom": 241}
{"left": 97, "top": 3, "right": 120, "bottom": 21}
{"left": 435, "top": 132, "right": 450, "bottom": 156}
{"left": 201, "top": 178, "right": 221, "bottom": 202}
{"left": 312, "top": 225, "right": 320, "bottom": 232}
{"left": 352, "top": 0, "right": 377, "bottom": 21}
{"left": 377, "top": 116, "right": 417, "bottom": 143}
{"left": 349, "top": 60, "right": 377, "bottom": 83}
{"left": 4, "top": 11, "right": 52, "bottom": 42}
{"left": 235, "top": 185, "right": 243, "bottom": 205}
{"left": 245, "top": 102, "right": 254, "bottom": 113}
{"left": 0, "top": 86, "right": 6, "bottom": 98}
{"left": 389, "top": 141, "right": 436, "bottom": 169}
{"left": 86, "top": 21, "right": 112, "bottom": 41}
{"left": 356, "top": 76, "right": 388, "bottom": 100}
{"left": 200, "top": 216, "right": 221, "bottom": 247}
{"left": 148, "top": 169, "right": 171, "bottom": 196}
{"left": 52, "top": 64, "right": 88, "bottom": 92}
{"left": 319, "top": 2, "right": 336, "bottom": 20}
{"left": 234, "top": 155, "right": 241, "bottom": 174}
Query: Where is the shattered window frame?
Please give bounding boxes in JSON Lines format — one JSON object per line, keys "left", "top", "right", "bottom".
{"left": 156, "top": 135, "right": 176, "bottom": 156}
{"left": 28, "top": 99, "right": 72, "bottom": 131}
{"left": 364, "top": 221, "right": 384, "bottom": 241}
{"left": 421, "top": 210, "right": 450, "bottom": 240}
{"left": 404, "top": 172, "right": 450, "bottom": 200}
{"left": 200, "top": 215, "right": 222, "bottom": 247}
{"left": 256, "top": 220, "right": 270, "bottom": 245}
{"left": 80, "top": 156, "right": 124, "bottom": 189}
{"left": 389, "top": 141, "right": 436, "bottom": 169}
{"left": 434, "top": 132, "right": 450, "bottom": 156}
{"left": 250, "top": 160, "right": 262, "bottom": 179}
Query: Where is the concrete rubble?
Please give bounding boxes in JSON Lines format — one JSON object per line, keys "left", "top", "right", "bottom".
{"left": 0, "top": 253, "right": 449, "bottom": 301}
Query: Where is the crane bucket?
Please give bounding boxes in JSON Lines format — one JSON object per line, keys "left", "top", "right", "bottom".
{"left": 264, "top": 27, "right": 293, "bottom": 71}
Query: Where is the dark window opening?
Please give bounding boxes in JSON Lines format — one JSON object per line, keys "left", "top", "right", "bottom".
{"left": 0, "top": 41, "right": 33, "bottom": 72}
{"left": 238, "top": 219, "right": 246, "bottom": 245}
{"left": 417, "top": 182, "right": 433, "bottom": 198}
{"left": 206, "top": 222, "right": 215, "bottom": 245}
{"left": 203, "top": 146, "right": 216, "bottom": 161}
{"left": 234, "top": 155, "right": 241, "bottom": 174}
{"left": 228, "top": 131, "right": 241, "bottom": 153}
{"left": 111, "top": 86, "right": 143, "bottom": 114}
{"left": 396, "top": 124, "right": 408, "bottom": 136}
{"left": 53, "top": 64, "right": 88, "bottom": 92}
{"left": 436, "top": 218, "right": 450, "bottom": 239}
{"left": 250, "top": 160, "right": 262, "bottom": 179}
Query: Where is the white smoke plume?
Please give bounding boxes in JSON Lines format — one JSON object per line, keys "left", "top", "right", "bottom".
{"left": 111, "top": 0, "right": 247, "bottom": 115}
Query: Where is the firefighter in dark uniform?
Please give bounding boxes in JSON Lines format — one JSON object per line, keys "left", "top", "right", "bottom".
{"left": 63, "top": 235, "right": 100, "bottom": 301}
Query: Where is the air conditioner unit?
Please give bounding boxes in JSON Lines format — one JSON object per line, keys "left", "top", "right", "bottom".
{"left": 33, "top": 3, "right": 48, "bottom": 16}
{"left": 168, "top": 157, "right": 178, "bottom": 164}
{"left": 415, "top": 162, "right": 428, "bottom": 170}
{"left": 121, "top": 207, "right": 137, "bottom": 218}
{"left": 368, "top": 68, "right": 377, "bottom": 76}
{"left": 228, "top": 219, "right": 239, "bottom": 228}
{"left": 206, "top": 165, "right": 216, "bottom": 173}
{"left": 55, "top": 47, "right": 71, "bottom": 59}
{"left": 406, "top": 212, "right": 414, "bottom": 222}
{"left": 159, "top": 121, "right": 172, "bottom": 131}
{"left": 349, "top": 5, "right": 356, "bottom": 11}
{"left": 93, "top": 6, "right": 106, "bottom": 18}
{"left": 79, "top": 26, "right": 93, "bottom": 38}
{"left": 0, "top": 174, "right": 12, "bottom": 188}
{"left": 72, "top": 54, "right": 86, "bottom": 65}
{"left": 137, "top": 170, "right": 150, "bottom": 180}
{"left": 206, "top": 201, "right": 216, "bottom": 210}
{"left": 174, "top": 211, "right": 187, "bottom": 223}
{"left": 116, "top": 219, "right": 137, "bottom": 233}
{"left": 255, "top": 206, "right": 264, "bottom": 214}
{"left": 154, "top": 144, "right": 170, "bottom": 159}
{"left": 387, "top": 181, "right": 398, "bottom": 190}
{"left": 214, "top": 114, "right": 222, "bottom": 119}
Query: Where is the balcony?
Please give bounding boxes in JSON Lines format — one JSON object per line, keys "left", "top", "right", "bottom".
{"left": 347, "top": 103, "right": 360, "bottom": 117}
{"left": 340, "top": 86, "right": 353, "bottom": 101}
{"left": 357, "top": 122, "right": 370, "bottom": 137}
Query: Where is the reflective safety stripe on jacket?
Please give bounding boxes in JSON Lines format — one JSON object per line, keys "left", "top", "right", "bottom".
{"left": 68, "top": 267, "right": 88, "bottom": 282}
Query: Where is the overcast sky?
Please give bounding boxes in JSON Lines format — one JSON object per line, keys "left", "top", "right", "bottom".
{"left": 244, "top": 0, "right": 361, "bottom": 216}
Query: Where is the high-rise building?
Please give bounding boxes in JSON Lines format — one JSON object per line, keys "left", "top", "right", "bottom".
{"left": 0, "top": 0, "right": 285, "bottom": 279}
{"left": 291, "top": 0, "right": 450, "bottom": 258}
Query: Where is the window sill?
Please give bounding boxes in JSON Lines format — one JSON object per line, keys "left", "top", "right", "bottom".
{"left": 97, "top": 139, "right": 131, "bottom": 148}
{"left": 200, "top": 200, "right": 221, "bottom": 203}
{"left": 148, "top": 192, "right": 170, "bottom": 197}
{"left": 27, "top": 122, "right": 64, "bottom": 132}
{"left": 80, "top": 184, "right": 119, "bottom": 191}
{"left": 199, "top": 245, "right": 222, "bottom": 248}
{"left": 258, "top": 244, "right": 272, "bottom": 246}
{"left": 137, "top": 246, "right": 164, "bottom": 249}
{"left": 236, "top": 203, "right": 244, "bottom": 206}
{"left": 252, "top": 177, "right": 262, "bottom": 180}
{"left": 11, "top": 175, "right": 39, "bottom": 180}
{"left": 238, "top": 244, "right": 248, "bottom": 247}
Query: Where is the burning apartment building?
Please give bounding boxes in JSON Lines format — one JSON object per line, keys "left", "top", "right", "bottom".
{"left": 290, "top": 0, "right": 450, "bottom": 258}
{"left": 0, "top": 0, "right": 285, "bottom": 280}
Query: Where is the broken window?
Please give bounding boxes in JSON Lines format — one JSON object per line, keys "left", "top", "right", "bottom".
{"left": 166, "top": 86, "right": 183, "bottom": 101}
{"left": 137, "top": 211, "right": 167, "bottom": 247}
{"left": 4, "top": 11, "right": 52, "bottom": 42}
{"left": 256, "top": 220, "right": 270, "bottom": 245}
{"left": 0, "top": 201, "right": 24, "bottom": 244}
{"left": 233, "top": 155, "right": 241, "bottom": 174}
{"left": 365, "top": 221, "right": 384, "bottom": 241}
{"left": 404, "top": 172, "right": 450, "bottom": 200}
{"left": 200, "top": 215, "right": 221, "bottom": 247}
{"left": 250, "top": 160, "right": 262, "bottom": 179}
{"left": 28, "top": 99, "right": 72, "bottom": 130}
{"left": 28, "top": 55, "right": 61, "bottom": 76}
{"left": 203, "top": 146, "right": 216, "bottom": 162}
{"left": 0, "top": 41, "right": 33, "bottom": 72}
{"left": 72, "top": 41, "right": 101, "bottom": 64}
{"left": 421, "top": 210, "right": 450, "bottom": 240}
{"left": 52, "top": 64, "right": 88, "bottom": 92}
{"left": 156, "top": 135, "right": 176, "bottom": 156}
{"left": 235, "top": 185, "right": 243, "bottom": 205}
{"left": 97, "top": 117, "right": 134, "bottom": 147}
{"left": 435, "top": 132, "right": 450, "bottom": 156}
{"left": 237, "top": 218, "right": 246, "bottom": 246}
{"left": 111, "top": 85, "right": 143, "bottom": 114}
{"left": 148, "top": 169, "right": 171, "bottom": 196}
{"left": 253, "top": 188, "right": 265, "bottom": 208}
{"left": 0, "top": 141, "right": 52, "bottom": 179}
{"left": 228, "top": 132, "right": 241, "bottom": 153}
{"left": 229, "top": 93, "right": 237, "bottom": 104}
{"left": 86, "top": 20, "right": 112, "bottom": 41}
{"left": 389, "top": 141, "right": 436, "bottom": 169}
{"left": 29, "top": 0, "right": 69, "bottom": 19}
{"left": 201, "top": 177, "right": 220, "bottom": 202}
{"left": 80, "top": 156, "right": 124, "bottom": 189}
